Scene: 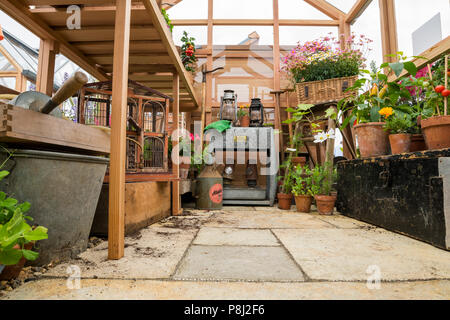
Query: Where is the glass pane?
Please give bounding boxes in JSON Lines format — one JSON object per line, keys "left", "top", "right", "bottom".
{"left": 0, "top": 51, "right": 16, "bottom": 71}
{"left": 213, "top": 26, "right": 274, "bottom": 45}
{"left": 395, "top": 0, "right": 450, "bottom": 57}
{"left": 166, "top": 0, "right": 208, "bottom": 19}
{"left": 352, "top": 0, "right": 382, "bottom": 67}
{"left": 279, "top": 0, "right": 330, "bottom": 19}
{"left": 214, "top": 0, "right": 273, "bottom": 19}
{"left": 173, "top": 26, "right": 208, "bottom": 46}
{"left": 0, "top": 77, "right": 16, "bottom": 89}
{"left": 326, "top": 0, "right": 356, "bottom": 14}
{"left": 279, "top": 26, "right": 338, "bottom": 45}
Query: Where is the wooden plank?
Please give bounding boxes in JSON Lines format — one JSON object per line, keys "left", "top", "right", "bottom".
{"left": 36, "top": 39, "right": 59, "bottom": 97}
{"left": 54, "top": 26, "right": 160, "bottom": 42}
{"left": 143, "top": 0, "right": 199, "bottom": 109}
{"left": 379, "top": 0, "right": 398, "bottom": 64}
{"left": 339, "top": 17, "right": 351, "bottom": 50}
{"left": 108, "top": 0, "right": 131, "bottom": 261}
{"left": 170, "top": 18, "right": 340, "bottom": 27}
{"left": 171, "top": 72, "right": 181, "bottom": 215}
{"left": 0, "top": 0, "right": 109, "bottom": 81}
{"left": 73, "top": 40, "right": 166, "bottom": 54}
{"left": 87, "top": 53, "right": 173, "bottom": 65}
{"left": 279, "top": 19, "right": 339, "bottom": 26}
{"left": 0, "top": 103, "right": 110, "bottom": 154}
{"left": 345, "top": 0, "right": 373, "bottom": 24}
{"left": 303, "top": 0, "right": 345, "bottom": 20}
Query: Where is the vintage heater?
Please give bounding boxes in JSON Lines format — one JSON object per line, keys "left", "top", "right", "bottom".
{"left": 219, "top": 90, "right": 238, "bottom": 122}
{"left": 249, "top": 98, "right": 264, "bottom": 127}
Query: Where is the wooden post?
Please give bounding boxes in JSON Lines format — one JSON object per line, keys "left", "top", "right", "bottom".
{"left": 36, "top": 39, "right": 59, "bottom": 96}
{"left": 338, "top": 17, "right": 351, "bottom": 50}
{"left": 273, "top": 0, "right": 280, "bottom": 91}
{"left": 205, "top": 0, "right": 213, "bottom": 127}
{"left": 108, "top": 0, "right": 131, "bottom": 260}
{"left": 325, "top": 106, "right": 337, "bottom": 185}
{"left": 379, "top": 0, "right": 398, "bottom": 64}
{"left": 172, "top": 72, "right": 182, "bottom": 215}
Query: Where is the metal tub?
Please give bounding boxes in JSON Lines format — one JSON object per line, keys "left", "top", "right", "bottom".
{"left": 0, "top": 149, "right": 108, "bottom": 265}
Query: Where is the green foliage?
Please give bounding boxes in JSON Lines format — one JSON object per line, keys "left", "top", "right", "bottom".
{"left": 310, "top": 162, "right": 337, "bottom": 196}
{"left": 384, "top": 114, "right": 414, "bottom": 134}
{"left": 291, "top": 165, "right": 313, "bottom": 197}
{"left": 161, "top": 8, "right": 173, "bottom": 33}
{"left": 237, "top": 107, "right": 248, "bottom": 118}
{"left": 277, "top": 155, "right": 294, "bottom": 194}
{"left": 180, "top": 31, "right": 197, "bottom": 73}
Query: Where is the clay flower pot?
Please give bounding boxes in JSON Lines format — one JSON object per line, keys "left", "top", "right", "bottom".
{"left": 354, "top": 122, "right": 389, "bottom": 158}
{"left": 239, "top": 115, "right": 250, "bottom": 127}
{"left": 294, "top": 195, "right": 313, "bottom": 213}
{"left": 389, "top": 133, "right": 411, "bottom": 155}
{"left": 277, "top": 193, "right": 293, "bottom": 210}
{"left": 421, "top": 116, "right": 450, "bottom": 150}
{"left": 292, "top": 157, "right": 307, "bottom": 168}
{"left": 410, "top": 134, "right": 427, "bottom": 152}
{"left": 314, "top": 195, "right": 337, "bottom": 215}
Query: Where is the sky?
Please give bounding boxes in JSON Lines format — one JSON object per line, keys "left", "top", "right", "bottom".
{"left": 0, "top": 0, "right": 449, "bottom": 75}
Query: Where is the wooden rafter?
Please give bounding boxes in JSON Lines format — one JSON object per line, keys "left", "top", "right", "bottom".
{"left": 345, "top": 0, "right": 373, "bottom": 24}
{"left": 171, "top": 19, "right": 340, "bottom": 27}
{"left": 303, "top": 0, "right": 345, "bottom": 20}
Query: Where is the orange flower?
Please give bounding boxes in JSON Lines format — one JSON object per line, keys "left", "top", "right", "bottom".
{"left": 379, "top": 107, "right": 394, "bottom": 118}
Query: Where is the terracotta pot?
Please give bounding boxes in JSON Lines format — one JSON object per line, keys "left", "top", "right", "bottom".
{"left": 239, "top": 115, "right": 250, "bottom": 127}
{"left": 410, "top": 134, "right": 427, "bottom": 152}
{"left": 314, "top": 195, "right": 337, "bottom": 215}
{"left": 292, "top": 157, "right": 307, "bottom": 168}
{"left": 354, "top": 122, "right": 389, "bottom": 158}
{"left": 421, "top": 116, "right": 450, "bottom": 150}
{"left": 0, "top": 243, "right": 33, "bottom": 281}
{"left": 389, "top": 133, "right": 411, "bottom": 155}
{"left": 294, "top": 195, "right": 313, "bottom": 213}
{"left": 277, "top": 193, "right": 293, "bottom": 210}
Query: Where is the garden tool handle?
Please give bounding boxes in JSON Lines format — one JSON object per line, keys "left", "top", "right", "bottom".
{"left": 40, "top": 71, "right": 88, "bottom": 114}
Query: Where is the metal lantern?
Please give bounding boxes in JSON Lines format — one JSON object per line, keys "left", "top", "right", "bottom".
{"left": 219, "top": 90, "right": 238, "bottom": 122}
{"left": 249, "top": 98, "right": 264, "bottom": 127}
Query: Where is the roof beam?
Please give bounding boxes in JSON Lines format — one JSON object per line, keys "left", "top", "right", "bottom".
{"left": 0, "top": 0, "right": 108, "bottom": 81}
{"left": 303, "top": 0, "right": 345, "bottom": 20}
{"left": 345, "top": 0, "right": 373, "bottom": 24}
{"left": 171, "top": 19, "right": 339, "bottom": 26}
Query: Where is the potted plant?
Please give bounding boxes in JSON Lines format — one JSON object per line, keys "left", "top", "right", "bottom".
{"left": 181, "top": 31, "right": 197, "bottom": 74}
{"left": 419, "top": 54, "right": 450, "bottom": 150}
{"left": 311, "top": 162, "right": 338, "bottom": 215}
{"left": 383, "top": 110, "right": 414, "bottom": 154}
{"left": 337, "top": 53, "right": 423, "bottom": 157}
{"left": 282, "top": 33, "right": 371, "bottom": 105}
{"left": 0, "top": 170, "right": 48, "bottom": 281}
{"left": 277, "top": 156, "right": 294, "bottom": 210}
{"left": 291, "top": 165, "right": 314, "bottom": 213}
{"left": 290, "top": 132, "right": 307, "bottom": 167}
{"left": 237, "top": 105, "right": 250, "bottom": 127}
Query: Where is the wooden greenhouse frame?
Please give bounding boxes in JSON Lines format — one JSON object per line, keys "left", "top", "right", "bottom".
{"left": 0, "top": 0, "right": 448, "bottom": 262}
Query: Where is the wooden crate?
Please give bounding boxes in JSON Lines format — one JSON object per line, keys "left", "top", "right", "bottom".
{"left": 295, "top": 75, "right": 358, "bottom": 105}
{"left": 0, "top": 103, "right": 110, "bottom": 155}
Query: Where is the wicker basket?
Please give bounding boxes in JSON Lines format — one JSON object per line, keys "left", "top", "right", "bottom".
{"left": 295, "top": 75, "right": 358, "bottom": 105}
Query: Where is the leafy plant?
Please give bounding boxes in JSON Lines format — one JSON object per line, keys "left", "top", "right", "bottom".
{"left": 310, "top": 162, "right": 337, "bottom": 196}
{"left": 291, "top": 165, "right": 313, "bottom": 197}
{"left": 277, "top": 156, "right": 294, "bottom": 194}
{"left": 237, "top": 105, "right": 248, "bottom": 118}
{"left": 282, "top": 33, "right": 372, "bottom": 84}
{"left": 181, "top": 31, "right": 197, "bottom": 73}
{"left": 161, "top": 8, "right": 173, "bottom": 33}
{"left": 384, "top": 113, "right": 414, "bottom": 134}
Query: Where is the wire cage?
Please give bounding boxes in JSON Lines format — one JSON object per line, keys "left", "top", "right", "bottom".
{"left": 77, "top": 80, "right": 171, "bottom": 175}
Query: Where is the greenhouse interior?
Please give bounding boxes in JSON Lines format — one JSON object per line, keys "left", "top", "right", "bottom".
{"left": 0, "top": 0, "right": 449, "bottom": 302}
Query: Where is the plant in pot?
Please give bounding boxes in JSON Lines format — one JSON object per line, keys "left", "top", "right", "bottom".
{"left": 310, "top": 162, "right": 338, "bottom": 215}
{"left": 277, "top": 156, "right": 294, "bottom": 210}
{"left": 237, "top": 105, "right": 250, "bottom": 127}
{"left": 281, "top": 33, "right": 372, "bottom": 105}
{"left": 417, "top": 54, "right": 450, "bottom": 150}
{"left": 291, "top": 165, "right": 314, "bottom": 213}
{"left": 337, "top": 53, "right": 422, "bottom": 158}
{"left": 181, "top": 31, "right": 197, "bottom": 74}
{"left": 0, "top": 170, "right": 48, "bottom": 281}
{"left": 382, "top": 109, "right": 414, "bottom": 154}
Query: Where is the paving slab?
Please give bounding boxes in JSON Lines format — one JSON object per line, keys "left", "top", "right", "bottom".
{"left": 3, "top": 278, "right": 450, "bottom": 300}
{"left": 222, "top": 206, "right": 256, "bottom": 211}
{"left": 46, "top": 226, "right": 197, "bottom": 279}
{"left": 174, "top": 245, "right": 304, "bottom": 281}
{"left": 273, "top": 228, "right": 450, "bottom": 281}
{"left": 311, "top": 213, "right": 377, "bottom": 229}
{"left": 193, "top": 227, "right": 279, "bottom": 246}
{"left": 205, "top": 210, "right": 334, "bottom": 229}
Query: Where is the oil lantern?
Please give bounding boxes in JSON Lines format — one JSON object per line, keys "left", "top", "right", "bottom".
{"left": 249, "top": 98, "right": 264, "bottom": 127}
{"left": 219, "top": 90, "right": 238, "bottom": 122}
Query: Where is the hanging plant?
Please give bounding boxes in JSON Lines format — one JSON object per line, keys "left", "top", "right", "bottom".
{"left": 181, "top": 31, "right": 197, "bottom": 73}
{"left": 161, "top": 8, "right": 173, "bottom": 33}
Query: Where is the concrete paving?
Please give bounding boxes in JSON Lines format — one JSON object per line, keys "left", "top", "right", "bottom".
{"left": 2, "top": 206, "right": 450, "bottom": 300}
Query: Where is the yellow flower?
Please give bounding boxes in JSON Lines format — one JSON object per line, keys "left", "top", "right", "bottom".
{"left": 379, "top": 107, "right": 394, "bottom": 118}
